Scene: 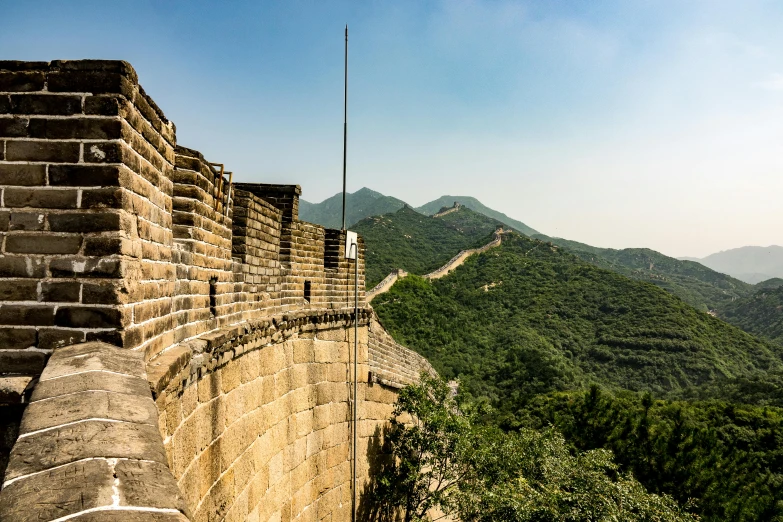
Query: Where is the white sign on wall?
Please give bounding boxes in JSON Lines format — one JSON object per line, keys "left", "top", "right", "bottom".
{"left": 345, "top": 231, "right": 358, "bottom": 259}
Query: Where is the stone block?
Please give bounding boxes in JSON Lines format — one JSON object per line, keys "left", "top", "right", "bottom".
{"left": 8, "top": 212, "right": 44, "bottom": 231}
{"left": 5, "top": 233, "right": 81, "bottom": 254}
{"left": 31, "top": 370, "right": 151, "bottom": 402}
{"left": 48, "top": 164, "right": 123, "bottom": 186}
{"left": 0, "top": 328, "right": 37, "bottom": 350}
{"left": 115, "top": 459, "right": 190, "bottom": 514}
{"left": 38, "top": 341, "right": 145, "bottom": 381}
{"left": 0, "top": 279, "right": 38, "bottom": 301}
{"left": 0, "top": 459, "right": 114, "bottom": 522}
{"left": 20, "top": 389, "right": 159, "bottom": 435}
{"left": 5, "top": 139, "right": 81, "bottom": 162}
{"left": 8, "top": 93, "right": 82, "bottom": 115}
{"left": 4, "top": 420, "right": 168, "bottom": 481}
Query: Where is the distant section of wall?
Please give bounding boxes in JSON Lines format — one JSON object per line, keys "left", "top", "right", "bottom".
{"left": 366, "top": 269, "right": 407, "bottom": 302}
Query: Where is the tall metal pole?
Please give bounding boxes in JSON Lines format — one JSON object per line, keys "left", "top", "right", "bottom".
{"left": 341, "top": 25, "right": 348, "bottom": 231}
{"left": 352, "top": 243, "right": 358, "bottom": 522}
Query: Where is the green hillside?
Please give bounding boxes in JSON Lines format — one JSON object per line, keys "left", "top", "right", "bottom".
{"left": 416, "top": 195, "right": 539, "bottom": 236}
{"left": 533, "top": 235, "right": 752, "bottom": 311}
{"left": 373, "top": 233, "right": 782, "bottom": 407}
{"left": 757, "top": 277, "right": 783, "bottom": 290}
{"left": 355, "top": 205, "right": 505, "bottom": 287}
{"left": 719, "top": 285, "right": 783, "bottom": 346}
{"left": 299, "top": 187, "right": 407, "bottom": 229}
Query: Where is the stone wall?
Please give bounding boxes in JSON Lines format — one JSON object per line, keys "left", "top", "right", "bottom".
{"left": 0, "top": 59, "right": 434, "bottom": 522}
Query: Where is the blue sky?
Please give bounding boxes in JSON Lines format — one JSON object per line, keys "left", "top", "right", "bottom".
{"left": 2, "top": 1, "right": 781, "bottom": 257}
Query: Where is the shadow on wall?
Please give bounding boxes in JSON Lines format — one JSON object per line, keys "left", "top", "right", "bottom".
{"left": 358, "top": 423, "right": 401, "bottom": 522}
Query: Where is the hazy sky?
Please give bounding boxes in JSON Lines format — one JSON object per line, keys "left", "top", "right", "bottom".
{"left": 2, "top": 1, "right": 781, "bottom": 257}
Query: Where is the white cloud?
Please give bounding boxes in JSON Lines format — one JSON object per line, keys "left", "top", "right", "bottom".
{"left": 759, "top": 73, "right": 783, "bottom": 91}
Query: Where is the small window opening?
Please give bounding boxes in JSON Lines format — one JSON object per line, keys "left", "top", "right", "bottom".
{"left": 209, "top": 277, "right": 218, "bottom": 316}
{"left": 304, "top": 280, "right": 312, "bottom": 303}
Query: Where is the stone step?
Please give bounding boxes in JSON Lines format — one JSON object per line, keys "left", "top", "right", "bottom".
{"left": 0, "top": 376, "right": 34, "bottom": 405}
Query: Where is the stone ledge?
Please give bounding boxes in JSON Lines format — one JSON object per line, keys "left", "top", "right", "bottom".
{"left": 146, "top": 307, "right": 373, "bottom": 397}
{"left": 0, "top": 341, "right": 189, "bottom": 521}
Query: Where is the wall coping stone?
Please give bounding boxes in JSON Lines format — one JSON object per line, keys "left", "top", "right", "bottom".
{"left": 0, "top": 341, "right": 190, "bottom": 522}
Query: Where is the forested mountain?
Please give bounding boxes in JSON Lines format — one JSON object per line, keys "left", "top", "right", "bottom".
{"left": 354, "top": 205, "right": 506, "bottom": 287}
{"left": 373, "top": 233, "right": 782, "bottom": 403}
{"left": 372, "top": 233, "right": 783, "bottom": 520}
{"left": 299, "top": 187, "right": 406, "bottom": 229}
{"left": 719, "top": 284, "right": 783, "bottom": 346}
{"left": 682, "top": 245, "right": 783, "bottom": 284}
{"left": 757, "top": 277, "right": 783, "bottom": 290}
{"left": 532, "top": 234, "right": 753, "bottom": 311}
{"left": 416, "top": 195, "right": 539, "bottom": 235}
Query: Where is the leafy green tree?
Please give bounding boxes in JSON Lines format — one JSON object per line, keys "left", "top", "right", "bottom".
{"left": 371, "top": 375, "right": 697, "bottom": 522}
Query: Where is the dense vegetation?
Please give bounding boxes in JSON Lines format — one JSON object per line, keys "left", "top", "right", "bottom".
{"left": 519, "top": 387, "right": 783, "bottom": 521}
{"left": 533, "top": 234, "right": 753, "bottom": 311}
{"left": 371, "top": 233, "right": 783, "bottom": 520}
{"left": 719, "top": 283, "right": 783, "bottom": 346}
{"left": 416, "top": 195, "right": 539, "bottom": 235}
{"left": 374, "top": 234, "right": 781, "bottom": 404}
{"left": 355, "top": 206, "right": 506, "bottom": 287}
{"left": 363, "top": 375, "right": 695, "bottom": 522}
{"left": 299, "top": 187, "right": 406, "bottom": 229}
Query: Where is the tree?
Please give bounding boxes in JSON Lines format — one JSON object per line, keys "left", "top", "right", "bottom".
{"left": 371, "top": 374, "right": 698, "bottom": 522}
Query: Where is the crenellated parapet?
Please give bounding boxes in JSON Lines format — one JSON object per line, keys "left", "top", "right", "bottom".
{"left": 0, "top": 59, "right": 430, "bottom": 522}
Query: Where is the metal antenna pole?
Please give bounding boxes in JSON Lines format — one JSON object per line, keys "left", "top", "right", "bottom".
{"left": 351, "top": 242, "right": 359, "bottom": 522}
{"left": 341, "top": 25, "right": 348, "bottom": 231}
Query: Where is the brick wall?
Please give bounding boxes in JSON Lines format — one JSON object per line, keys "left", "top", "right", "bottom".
{"left": 0, "top": 59, "right": 434, "bottom": 522}
{"left": 0, "top": 60, "right": 365, "bottom": 369}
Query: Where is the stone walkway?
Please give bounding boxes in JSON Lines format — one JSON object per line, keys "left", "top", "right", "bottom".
{"left": 367, "top": 229, "right": 504, "bottom": 301}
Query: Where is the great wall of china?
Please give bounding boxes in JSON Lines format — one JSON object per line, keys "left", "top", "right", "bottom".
{"left": 0, "top": 60, "right": 435, "bottom": 522}
{"left": 366, "top": 228, "right": 504, "bottom": 301}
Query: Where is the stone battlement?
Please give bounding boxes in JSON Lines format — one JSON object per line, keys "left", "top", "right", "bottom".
{"left": 0, "top": 59, "right": 365, "bottom": 375}
{"left": 0, "top": 60, "right": 433, "bottom": 522}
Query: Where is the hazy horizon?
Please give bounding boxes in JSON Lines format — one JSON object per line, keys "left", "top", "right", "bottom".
{"left": 2, "top": 1, "right": 781, "bottom": 259}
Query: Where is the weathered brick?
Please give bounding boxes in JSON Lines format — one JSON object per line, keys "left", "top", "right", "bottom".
{"left": 0, "top": 211, "right": 8, "bottom": 231}
{"left": 0, "top": 116, "right": 29, "bottom": 137}
{"left": 8, "top": 94, "right": 82, "bottom": 115}
{"left": 3, "top": 188, "right": 78, "bottom": 208}
{"left": 55, "top": 306, "right": 120, "bottom": 328}
{"left": 0, "top": 71, "right": 45, "bottom": 92}
{"left": 0, "top": 327, "right": 36, "bottom": 350}
{"left": 37, "top": 328, "right": 85, "bottom": 350}
{"left": 0, "top": 95, "right": 10, "bottom": 114}
{"left": 5, "top": 234, "right": 82, "bottom": 254}
{"left": 0, "top": 164, "right": 46, "bottom": 186}
{"left": 0, "top": 305, "right": 54, "bottom": 326}
{"left": 49, "top": 257, "right": 122, "bottom": 278}
{"left": 81, "top": 282, "right": 123, "bottom": 304}
{"left": 9, "top": 212, "right": 44, "bottom": 231}
{"left": 83, "top": 141, "right": 123, "bottom": 163}
{"left": 48, "top": 164, "right": 122, "bottom": 186}
{"left": 0, "top": 349, "right": 46, "bottom": 374}
{"left": 83, "top": 237, "right": 138, "bottom": 258}
{"left": 41, "top": 281, "right": 81, "bottom": 302}
{"left": 27, "top": 117, "right": 122, "bottom": 140}
{"left": 5, "top": 140, "right": 81, "bottom": 162}
{"left": 0, "top": 280, "right": 38, "bottom": 301}
{"left": 48, "top": 212, "right": 120, "bottom": 233}
{"left": 48, "top": 70, "right": 135, "bottom": 96}
{"left": 81, "top": 188, "right": 123, "bottom": 208}
{"left": 86, "top": 329, "right": 123, "bottom": 346}
{"left": 0, "top": 256, "right": 46, "bottom": 278}
{"left": 84, "top": 94, "right": 124, "bottom": 116}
